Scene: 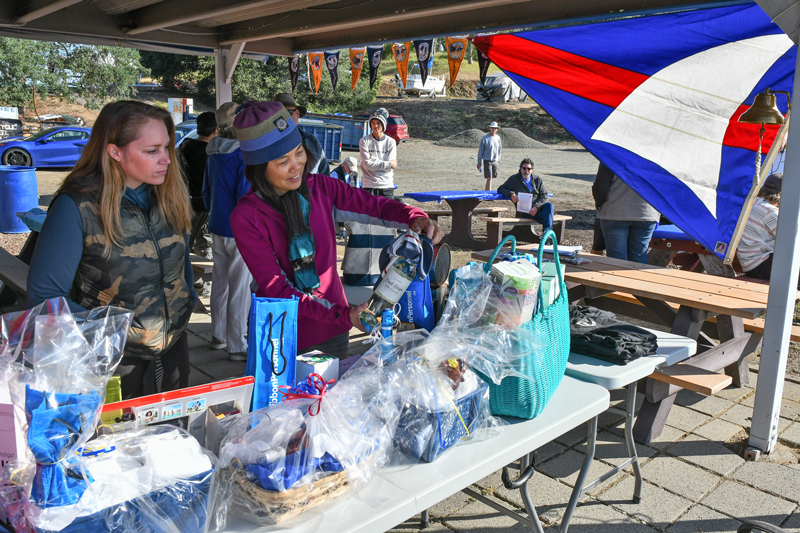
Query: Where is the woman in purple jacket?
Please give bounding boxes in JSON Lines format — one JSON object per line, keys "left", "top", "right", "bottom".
{"left": 230, "top": 101, "right": 441, "bottom": 358}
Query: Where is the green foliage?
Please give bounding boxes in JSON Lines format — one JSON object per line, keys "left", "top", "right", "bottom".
{"left": 0, "top": 37, "right": 144, "bottom": 110}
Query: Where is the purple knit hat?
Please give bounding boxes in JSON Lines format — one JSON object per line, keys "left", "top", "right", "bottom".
{"left": 233, "top": 100, "right": 302, "bottom": 165}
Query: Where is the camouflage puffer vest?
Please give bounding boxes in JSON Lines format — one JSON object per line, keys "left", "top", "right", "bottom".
{"left": 65, "top": 190, "right": 193, "bottom": 360}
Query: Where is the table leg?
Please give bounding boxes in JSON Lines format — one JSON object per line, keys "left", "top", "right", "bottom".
{"left": 461, "top": 451, "right": 545, "bottom": 532}
{"left": 553, "top": 219, "right": 566, "bottom": 244}
{"left": 624, "top": 382, "right": 643, "bottom": 504}
{"left": 559, "top": 417, "right": 598, "bottom": 533}
{"left": 717, "top": 315, "right": 750, "bottom": 387}
{"left": 420, "top": 509, "right": 430, "bottom": 529}
{"left": 441, "top": 199, "right": 485, "bottom": 250}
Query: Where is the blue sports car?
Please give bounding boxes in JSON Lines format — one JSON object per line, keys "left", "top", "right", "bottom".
{"left": 0, "top": 126, "right": 92, "bottom": 168}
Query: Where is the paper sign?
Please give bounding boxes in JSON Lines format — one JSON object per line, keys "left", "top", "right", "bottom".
{"left": 517, "top": 192, "right": 533, "bottom": 214}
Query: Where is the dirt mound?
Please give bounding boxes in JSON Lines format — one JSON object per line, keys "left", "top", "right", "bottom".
{"left": 435, "top": 127, "right": 549, "bottom": 149}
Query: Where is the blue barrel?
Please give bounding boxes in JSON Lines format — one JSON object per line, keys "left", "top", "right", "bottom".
{"left": 0, "top": 166, "right": 38, "bottom": 233}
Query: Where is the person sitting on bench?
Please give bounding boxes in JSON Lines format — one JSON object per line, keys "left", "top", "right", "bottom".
{"left": 738, "top": 173, "right": 781, "bottom": 280}
{"left": 497, "top": 158, "right": 554, "bottom": 237}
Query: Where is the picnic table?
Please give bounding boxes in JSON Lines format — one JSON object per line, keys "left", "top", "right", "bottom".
{"left": 224, "top": 375, "right": 610, "bottom": 533}
{"left": 404, "top": 190, "right": 507, "bottom": 249}
{"left": 404, "top": 190, "right": 559, "bottom": 250}
{"left": 472, "top": 247, "right": 773, "bottom": 445}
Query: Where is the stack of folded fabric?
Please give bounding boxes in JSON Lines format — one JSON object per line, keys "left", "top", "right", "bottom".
{"left": 569, "top": 305, "right": 658, "bottom": 364}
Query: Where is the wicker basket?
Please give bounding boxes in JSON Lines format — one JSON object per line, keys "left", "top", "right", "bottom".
{"left": 476, "top": 232, "right": 570, "bottom": 419}
{"left": 228, "top": 458, "right": 351, "bottom": 524}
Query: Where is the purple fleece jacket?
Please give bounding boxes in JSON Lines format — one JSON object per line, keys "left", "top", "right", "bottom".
{"left": 231, "top": 174, "right": 426, "bottom": 350}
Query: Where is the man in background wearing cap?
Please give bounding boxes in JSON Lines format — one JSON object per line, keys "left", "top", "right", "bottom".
{"left": 477, "top": 122, "right": 502, "bottom": 191}
{"left": 178, "top": 111, "right": 216, "bottom": 262}
{"left": 203, "top": 102, "right": 253, "bottom": 361}
{"left": 359, "top": 108, "right": 398, "bottom": 199}
{"left": 738, "top": 173, "right": 782, "bottom": 280}
{"left": 330, "top": 156, "right": 360, "bottom": 186}
{"left": 274, "top": 93, "right": 329, "bottom": 175}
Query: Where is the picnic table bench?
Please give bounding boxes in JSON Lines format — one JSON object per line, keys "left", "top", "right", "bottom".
{"left": 480, "top": 214, "right": 572, "bottom": 249}
{"left": 0, "top": 247, "right": 28, "bottom": 309}
{"left": 472, "top": 247, "right": 773, "bottom": 445}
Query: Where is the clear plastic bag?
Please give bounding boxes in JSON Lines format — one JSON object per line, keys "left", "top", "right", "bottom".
{"left": 214, "top": 374, "right": 395, "bottom": 529}
{"left": 0, "top": 298, "right": 134, "bottom": 532}
{"left": 38, "top": 426, "right": 218, "bottom": 533}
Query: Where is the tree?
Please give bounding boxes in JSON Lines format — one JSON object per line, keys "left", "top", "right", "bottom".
{"left": 0, "top": 37, "right": 144, "bottom": 110}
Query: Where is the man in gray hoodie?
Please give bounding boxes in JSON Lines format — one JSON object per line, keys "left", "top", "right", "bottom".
{"left": 359, "top": 108, "right": 398, "bottom": 199}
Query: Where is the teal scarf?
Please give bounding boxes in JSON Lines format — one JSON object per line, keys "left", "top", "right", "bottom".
{"left": 288, "top": 194, "right": 320, "bottom": 293}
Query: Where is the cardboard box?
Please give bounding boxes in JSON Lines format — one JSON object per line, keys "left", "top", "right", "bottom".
{"left": 296, "top": 351, "right": 339, "bottom": 383}
{"left": 490, "top": 259, "right": 541, "bottom": 326}
{"left": 204, "top": 400, "right": 243, "bottom": 456}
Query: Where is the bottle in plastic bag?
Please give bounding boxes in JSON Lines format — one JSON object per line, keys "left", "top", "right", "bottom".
{"left": 360, "top": 256, "right": 418, "bottom": 332}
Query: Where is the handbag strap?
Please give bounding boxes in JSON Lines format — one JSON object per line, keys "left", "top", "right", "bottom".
{"left": 483, "top": 235, "right": 517, "bottom": 273}
{"left": 536, "top": 230, "right": 566, "bottom": 305}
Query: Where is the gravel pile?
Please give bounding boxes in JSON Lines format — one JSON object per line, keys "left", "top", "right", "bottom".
{"left": 435, "top": 128, "right": 549, "bottom": 149}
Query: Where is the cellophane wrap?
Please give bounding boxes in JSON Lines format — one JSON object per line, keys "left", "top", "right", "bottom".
{"left": 0, "top": 298, "right": 133, "bottom": 531}
{"left": 37, "top": 426, "right": 218, "bottom": 533}
{"left": 214, "top": 373, "right": 395, "bottom": 529}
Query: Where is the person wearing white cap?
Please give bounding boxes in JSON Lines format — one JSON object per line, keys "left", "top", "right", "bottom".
{"left": 477, "top": 121, "right": 502, "bottom": 191}
{"left": 330, "top": 156, "right": 360, "bottom": 187}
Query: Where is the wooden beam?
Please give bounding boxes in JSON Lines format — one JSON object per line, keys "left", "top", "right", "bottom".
{"left": 125, "top": 0, "right": 333, "bottom": 36}
{"left": 16, "top": 0, "right": 82, "bottom": 24}
{"left": 224, "top": 42, "right": 245, "bottom": 83}
{"left": 219, "top": 0, "right": 534, "bottom": 44}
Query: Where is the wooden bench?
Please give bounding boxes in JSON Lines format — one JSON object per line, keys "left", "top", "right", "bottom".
{"left": 649, "top": 364, "right": 733, "bottom": 395}
{"left": 424, "top": 206, "right": 504, "bottom": 222}
{"left": 0, "top": 247, "right": 29, "bottom": 309}
{"left": 480, "top": 214, "right": 572, "bottom": 249}
{"left": 190, "top": 254, "right": 213, "bottom": 277}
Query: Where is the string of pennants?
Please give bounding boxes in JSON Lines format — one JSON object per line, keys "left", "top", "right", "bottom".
{"left": 288, "top": 36, "right": 493, "bottom": 94}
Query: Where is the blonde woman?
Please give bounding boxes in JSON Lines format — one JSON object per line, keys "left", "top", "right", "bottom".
{"left": 28, "top": 100, "right": 195, "bottom": 399}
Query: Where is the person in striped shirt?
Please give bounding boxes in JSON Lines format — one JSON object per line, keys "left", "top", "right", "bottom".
{"left": 737, "top": 173, "right": 781, "bottom": 280}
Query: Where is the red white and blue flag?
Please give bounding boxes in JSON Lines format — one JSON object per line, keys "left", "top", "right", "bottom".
{"left": 474, "top": 3, "right": 795, "bottom": 257}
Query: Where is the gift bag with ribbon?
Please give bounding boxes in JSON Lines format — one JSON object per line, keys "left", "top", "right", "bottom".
{"left": 246, "top": 296, "right": 298, "bottom": 411}
{"left": 378, "top": 231, "right": 435, "bottom": 331}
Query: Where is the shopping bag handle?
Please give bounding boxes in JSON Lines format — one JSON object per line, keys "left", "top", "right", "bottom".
{"left": 483, "top": 235, "right": 517, "bottom": 273}
{"left": 536, "top": 230, "right": 566, "bottom": 304}
{"left": 263, "top": 312, "right": 288, "bottom": 376}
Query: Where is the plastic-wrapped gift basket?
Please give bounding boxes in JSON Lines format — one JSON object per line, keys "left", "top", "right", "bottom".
{"left": 215, "top": 373, "right": 395, "bottom": 527}
{"left": 0, "top": 298, "right": 219, "bottom": 533}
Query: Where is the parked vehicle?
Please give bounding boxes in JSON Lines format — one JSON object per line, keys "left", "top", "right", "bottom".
{"left": 0, "top": 126, "right": 91, "bottom": 167}
{"left": 476, "top": 72, "right": 528, "bottom": 102}
{"left": 356, "top": 114, "right": 410, "bottom": 144}
{"left": 395, "top": 65, "right": 447, "bottom": 98}
{"left": 175, "top": 122, "right": 198, "bottom": 147}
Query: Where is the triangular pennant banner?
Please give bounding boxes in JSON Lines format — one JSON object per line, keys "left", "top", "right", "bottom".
{"left": 477, "top": 49, "right": 491, "bottom": 85}
{"left": 308, "top": 52, "right": 323, "bottom": 93}
{"left": 414, "top": 39, "right": 434, "bottom": 87}
{"left": 289, "top": 55, "right": 301, "bottom": 92}
{"left": 392, "top": 42, "right": 411, "bottom": 88}
{"left": 367, "top": 45, "right": 383, "bottom": 89}
{"left": 446, "top": 36, "right": 468, "bottom": 87}
{"left": 472, "top": 3, "right": 795, "bottom": 259}
{"left": 324, "top": 50, "right": 340, "bottom": 91}
{"left": 350, "top": 47, "right": 366, "bottom": 91}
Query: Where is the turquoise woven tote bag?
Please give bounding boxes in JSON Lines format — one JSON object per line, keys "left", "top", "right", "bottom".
{"left": 479, "top": 232, "right": 570, "bottom": 419}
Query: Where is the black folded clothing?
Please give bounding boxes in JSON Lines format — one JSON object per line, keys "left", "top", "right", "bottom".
{"left": 569, "top": 305, "right": 658, "bottom": 365}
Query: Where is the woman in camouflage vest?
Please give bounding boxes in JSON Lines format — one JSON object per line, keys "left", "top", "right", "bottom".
{"left": 27, "top": 101, "right": 195, "bottom": 399}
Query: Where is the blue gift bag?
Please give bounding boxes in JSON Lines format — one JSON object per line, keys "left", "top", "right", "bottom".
{"left": 396, "top": 277, "right": 435, "bottom": 332}
{"left": 246, "top": 296, "right": 298, "bottom": 410}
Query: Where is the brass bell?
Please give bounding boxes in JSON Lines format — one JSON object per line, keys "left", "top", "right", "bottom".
{"left": 739, "top": 89, "right": 786, "bottom": 125}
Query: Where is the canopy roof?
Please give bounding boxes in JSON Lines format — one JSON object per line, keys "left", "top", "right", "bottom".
{"left": 0, "top": 0, "right": 738, "bottom": 58}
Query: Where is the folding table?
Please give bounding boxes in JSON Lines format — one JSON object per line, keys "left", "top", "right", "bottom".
{"left": 223, "top": 376, "right": 610, "bottom": 533}
{"left": 561, "top": 329, "right": 697, "bottom": 531}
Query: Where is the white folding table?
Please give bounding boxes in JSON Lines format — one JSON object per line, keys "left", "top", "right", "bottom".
{"left": 224, "top": 375, "right": 610, "bottom": 533}
{"left": 560, "top": 328, "right": 697, "bottom": 532}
